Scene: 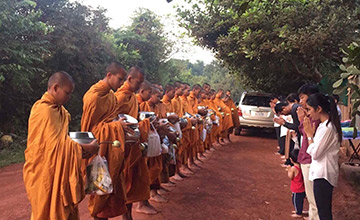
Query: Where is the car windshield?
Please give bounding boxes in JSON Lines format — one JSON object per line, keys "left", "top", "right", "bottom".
{"left": 242, "top": 95, "right": 271, "bottom": 107}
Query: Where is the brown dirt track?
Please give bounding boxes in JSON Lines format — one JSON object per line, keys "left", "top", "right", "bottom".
{"left": 0, "top": 131, "right": 359, "bottom": 220}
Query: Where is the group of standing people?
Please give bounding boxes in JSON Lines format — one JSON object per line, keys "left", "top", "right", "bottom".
{"left": 22, "top": 61, "right": 241, "bottom": 220}
{"left": 271, "top": 84, "right": 342, "bottom": 220}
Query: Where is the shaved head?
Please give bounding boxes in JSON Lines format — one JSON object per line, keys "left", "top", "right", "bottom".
{"left": 127, "top": 66, "right": 145, "bottom": 92}
{"left": 140, "top": 80, "right": 152, "bottom": 91}
{"left": 106, "top": 61, "right": 125, "bottom": 75}
{"left": 129, "top": 66, "right": 145, "bottom": 78}
{"left": 165, "top": 84, "right": 174, "bottom": 93}
{"left": 47, "top": 71, "right": 74, "bottom": 89}
{"left": 47, "top": 71, "right": 75, "bottom": 105}
{"left": 149, "top": 87, "right": 162, "bottom": 105}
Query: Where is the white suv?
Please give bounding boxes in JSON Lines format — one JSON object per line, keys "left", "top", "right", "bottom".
{"left": 236, "top": 92, "right": 274, "bottom": 134}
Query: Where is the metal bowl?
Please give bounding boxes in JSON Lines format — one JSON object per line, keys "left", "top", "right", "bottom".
{"left": 197, "top": 106, "right": 207, "bottom": 111}
{"left": 166, "top": 112, "right": 176, "bottom": 117}
{"left": 118, "top": 114, "right": 138, "bottom": 124}
{"left": 184, "top": 112, "right": 193, "bottom": 118}
{"left": 118, "top": 114, "right": 141, "bottom": 143}
{"left": 139, "top": 111, "right": 156, "bottom": 122}
{"left": 69, "top": 132, "right": 96, "bottom": 144}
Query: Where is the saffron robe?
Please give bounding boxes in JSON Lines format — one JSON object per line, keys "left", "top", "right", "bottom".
{"left": 81, "top": 80, "right": 127, "bottom": 218}
{"left": 24, "top": 92, "right": 84, "bottom": 220}
{"left": 223, "top": 97, "right": 240, "bottom": 127}
{"left": 115, "top": 81, "right": 151, "bottom": 203}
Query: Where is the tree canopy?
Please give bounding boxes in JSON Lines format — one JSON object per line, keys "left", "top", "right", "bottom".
{"left": 177, "top": 0, "right": 360, "bottom": 93}
{"left": 0, "top": 0, "right": 236, "bottom": 133}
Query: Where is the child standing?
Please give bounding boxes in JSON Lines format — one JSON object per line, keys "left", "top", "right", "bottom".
{"left": 287, "top": 149, "right": 306, "bottom": 218}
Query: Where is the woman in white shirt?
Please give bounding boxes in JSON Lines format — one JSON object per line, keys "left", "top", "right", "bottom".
{"left": 303, "top": 93, "right": 342, "bottom": 220}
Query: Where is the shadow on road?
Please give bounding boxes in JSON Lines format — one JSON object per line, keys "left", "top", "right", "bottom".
{"left": 237, "top": 128, "right": 276, "bottom": 139}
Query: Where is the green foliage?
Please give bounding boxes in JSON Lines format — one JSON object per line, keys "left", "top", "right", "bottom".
{"left": 177, "top": 0, "right": 360, "bottom": 94}
{"left": 333, "top": 42, "right": 360, "bottom": 138}
{"left": 165, "top": 59, "right": 244, "bottom": 100}
{"left": 113, "top": 8, "right": 173, "bottom": 83}
{"left": 1, "top": 1, "right": 230, "bottom": 137}
{"left": 0, "top": 0, "right": 50, "bottom": 128}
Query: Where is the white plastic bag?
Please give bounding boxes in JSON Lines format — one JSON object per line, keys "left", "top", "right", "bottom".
{"left": 146, "top": 123, "right": 162, "bottom": 157}
{"left": 161, "top": 135, "right": 170, "bottom": 154}
{"left": 85, "top": 155, "right": 113, "bottom": 195}
{"left": 174, "top": 122, "right": 182, "bottom": 139}
{"left": 201, "top": 128, "right": 207, "bottom": 142}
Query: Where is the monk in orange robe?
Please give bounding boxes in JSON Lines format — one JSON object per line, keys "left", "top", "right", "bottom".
{"left": 159, "top": 84, "right": 179, "bottom": 185}
{"left": 214, "top": 89, "right": 234, "bottom": 143}
{"left": 223, "top": 89, "right": 240, "bottom": 139}
{"left": 115, "top": 67, "right": 152, "bottom": 219}
{"left": 199, "top": 90, "right": 213, "bottom": 154}
{"left": 171, "top": 82, "right": 194, "bottom": 177}
{"left": 180, "top": 83, "right": 200, "bottom": 173}
{"left": 136, "top": 82, "right": 168, "bottom": 211}
{"left": 197, "top": 90, "right": 208, "bottom": 158}
{"left": 208, "top": 89, "right": 224, "bottom": 146}
{"left": 188, "top": 84, "right": 207, "bottom": 167}
{"left": 146, "top": 87, "right": 171, "bottom": 201}
{"left": 24, "top": 72, "right": 99, "bottom": 220}
{"left": 81, "top": 62, "right": 130, "bottom": 220}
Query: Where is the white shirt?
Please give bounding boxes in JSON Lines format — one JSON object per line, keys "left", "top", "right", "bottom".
{"left": 274, "top": 115, "right": 280, "bottom": 127}
{"left": 307, "top": 120, "right": 340, "bottom": 187}
{"left": 280, "top": 115, "right": 293, "bottom": 137}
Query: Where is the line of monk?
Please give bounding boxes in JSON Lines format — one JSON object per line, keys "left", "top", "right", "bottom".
{"left": 23, "top": 62, "right": 240, "bottom": 220}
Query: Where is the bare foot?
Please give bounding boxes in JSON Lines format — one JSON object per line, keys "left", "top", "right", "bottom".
{"left": 136, "top": 201, "right": 159, "bottom": 215}
{"left": 181, "top": 167, "right": 194, "bottom": 175}
{"left": 157, "top": 188, "right": 169, "bottom": 195}
{"left": 150, "top": 194, "right": 169, "bottom": 203}
{"left": 171, "top": 173, "right": 183, "bottom": 181}
{"left": 162, "top": 182, "right": 176, "bottom": 187}
{"left": 291, "top": 213, "right": 303, "bottom": 218}
{"left": 292, "top": 210, "right": 308, "bottom": 214}
{"left": 178, "top": 172, "right": 189, "bottom": 178}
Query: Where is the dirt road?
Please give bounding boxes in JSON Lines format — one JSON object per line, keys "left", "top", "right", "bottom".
{"left": 1, "top": 131, "right": 359, "bottom": 220}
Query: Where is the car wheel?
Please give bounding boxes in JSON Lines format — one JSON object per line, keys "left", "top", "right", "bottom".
{"left": 234, "top": 127, "right": 242, "bottom": 136}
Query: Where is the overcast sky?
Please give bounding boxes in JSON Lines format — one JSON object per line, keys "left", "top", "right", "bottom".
{"left": 76, "top": 0, "right": 215, "bottom": 64}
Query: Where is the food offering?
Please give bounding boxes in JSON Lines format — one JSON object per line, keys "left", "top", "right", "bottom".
{"left": 118, "top": 114, "right": 140, "bottom": 143}
{"left": 69, "top": 132, "right": 96, "bottom": 144}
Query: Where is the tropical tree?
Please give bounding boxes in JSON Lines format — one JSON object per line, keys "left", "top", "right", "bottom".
{"left": 113, "top": 8, "right": 174, "bottom": 84}
{"left": 177, "top": 0, "right": 360, "bottom": 93}
{"left": 0, "top": 0, "right": 50, "bottom": 130}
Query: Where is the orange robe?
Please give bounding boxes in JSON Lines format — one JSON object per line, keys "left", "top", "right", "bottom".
{"left": 187, "top": 92, "right": 200, "bottom": 156}
{"left": 24, "top": 92, "right": 84, "bottom": 220}
{"left": 171, "top": 95, "right": 184, "bottom": 117}
{"left": 137, "top": 94, "right": 163, "bottom": 190}
{"left": 115, "top": 82, "right": 150, "bottom": 203}
{"left": 160, "top": 95, "right": 175, "bottom": 181}
{"left": 81, "top": 80, "right": 127, "bottom": 218}
{"left": 214, "top": 95, "right": 234, "bottom": 137}
{"left": 171, "top": 95, "right": 188, "bottom": 164}
{"left": 180, "top": 95, "right": 197, "bottom": 160}
{"left": 161, "top": 94, "right": 174, "bottom": 113}
{"left": 208, "top": 99, "right": 223, "bottom": 143}
{"left": 223, "top": 97, "right": 240, "bottom": 127}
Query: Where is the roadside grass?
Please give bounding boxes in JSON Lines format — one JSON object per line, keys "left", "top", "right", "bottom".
{"left": 0, "top": 137, "right": 26, "bottom": 168}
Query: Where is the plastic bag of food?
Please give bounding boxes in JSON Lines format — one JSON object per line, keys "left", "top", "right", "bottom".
{"left": 146, "top": 123, "right": 162, "bottom": 157}
{"left": 85, "top": 155, "right": 113, "bottom": 195}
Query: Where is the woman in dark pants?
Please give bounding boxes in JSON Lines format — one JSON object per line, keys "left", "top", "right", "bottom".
{"left": 304, "top": 93, "right": 342, "bottom": 220}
